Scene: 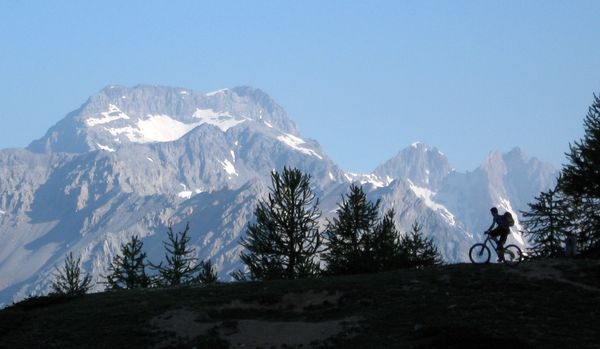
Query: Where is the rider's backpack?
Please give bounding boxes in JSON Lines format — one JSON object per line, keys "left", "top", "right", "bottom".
{"left": 503, "top": 212, "right": 515, "bottom": 227}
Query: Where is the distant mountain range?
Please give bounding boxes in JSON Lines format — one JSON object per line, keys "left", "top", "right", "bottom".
{"left": 0, "top": 85, "right": 558, "bottom": 305}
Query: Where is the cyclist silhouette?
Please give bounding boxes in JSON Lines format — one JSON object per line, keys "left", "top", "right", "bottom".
{"left": 486, "top": 207, "right": 510, "bottom": 261}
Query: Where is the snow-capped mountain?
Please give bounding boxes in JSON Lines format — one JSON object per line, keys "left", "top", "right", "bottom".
{"left": 29, "top": 86, "right": 298, "bottom": 154}
{"left": 0, "top": 85, "right": 558, "bottom": 305}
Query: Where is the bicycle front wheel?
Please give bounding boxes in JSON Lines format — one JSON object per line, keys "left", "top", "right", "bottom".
{"left": 502, "top": 244, "right": 523, "bottom": 266}
{"left": 469, "top": 243, "right": 491, "bottom": 264}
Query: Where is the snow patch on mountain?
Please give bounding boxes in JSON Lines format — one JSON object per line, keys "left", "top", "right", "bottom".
{"left": 104, "top": 114, "right": 200, "bottom": 143}
{"left": 96, "top": 143, "right": 115, "bottom": 152}
{"left": 86, "top": 104, "right": 130, "bottom": 126}
{"left": 277, "top": 134, "right": 323, "bottom": 159}
{"left": 220, "top": 159, "right": 238, "bottom": 176}
{"left": 408, "top": 180, "right": 456, "bottom": 226}
{"left": 344, "top": 173, "right": 392, "bottom": 188}
{"left": 100, "top": 109, "right": 247, "bottom": 145}
{"left": 178, "top": 191, "right": 193, "bottom": 199}
{"left": 206, "top": 88, "right": 229, "bottom": 96}
{"left": 177, "top": 183, "right": 193, "bottom": 199}
{"left": 192, "top": 108, "right": 247, "bottom": 131}
{"left": 359, "top": 174, "right": 385, "bottom": 187}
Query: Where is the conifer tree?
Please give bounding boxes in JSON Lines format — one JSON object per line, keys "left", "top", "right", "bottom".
{"left": 562, "top": 94, "right": 600, "bottom": 199}
{"left": 152, "top": 223, "right": 200, "bottom": 286}
{"left": 370, "top": 209, "right": 409, "bottom": 271}
{"left": 195, "top": 259, "right": 218, "bottom": 284}
{"left": 571, "top": 195, "right": 600, "bottom": 253}
{"left": 399, "top": 222, "right": 443, "bottom": 268}
{"left": 323, "top": 184, "right": 380, "bottom": 275}
{"left": 237, "top": 167, "right": 322, "bottom": 280}
{"left": 50, "top": 252, "right": 92, "bottom": 296}
{"left": 521, "top": 185, "right": 570, "bottom": 257}
{"left": 561, "top": 94, "right": 600, "bottom": 252}
{"left": 105, "top": 235, "right": 150, "bottom": 290}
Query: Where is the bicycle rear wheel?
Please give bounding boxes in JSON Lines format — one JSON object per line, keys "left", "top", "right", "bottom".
{"left": 502, "top": 244, "right": 523, "bottom": 266}
{"left": 469, "top": 243, "right": 491, "bottom": 264}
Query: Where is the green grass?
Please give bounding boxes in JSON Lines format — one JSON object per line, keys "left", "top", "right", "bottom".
{"left": 1, "top": 259, "right": 599, "bottom": 348}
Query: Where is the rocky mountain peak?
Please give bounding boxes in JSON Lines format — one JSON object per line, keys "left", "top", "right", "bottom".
{"left": 373, "top": 141, "right": 453, "bottom": 190}
{"left": 27, "top": 85, "right": 300, "bottom": 154}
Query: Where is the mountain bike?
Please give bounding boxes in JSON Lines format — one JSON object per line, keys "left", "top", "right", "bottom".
{"left": 469, "top": 231, "right": 523, "bottom": 266}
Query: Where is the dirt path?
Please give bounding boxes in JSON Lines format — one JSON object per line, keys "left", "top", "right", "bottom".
{"left": 150, "top": 290, "right": 358, "bottom": 348}
{"left": 509, "top": 259, "right": 600, "bottom": 293}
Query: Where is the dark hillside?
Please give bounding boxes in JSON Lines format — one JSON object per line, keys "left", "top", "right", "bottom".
{"left": 1, "top": 259, "right": 598, "bottom": 348}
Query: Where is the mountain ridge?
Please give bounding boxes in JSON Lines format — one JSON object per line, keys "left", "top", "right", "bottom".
{"left": 0, "top": 84, "right": 558, "bottom": 305}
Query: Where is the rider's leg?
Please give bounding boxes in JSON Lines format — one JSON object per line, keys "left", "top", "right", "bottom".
{"left": 489, "top": 228, "right": 501, "bottom": 243}
{"left": 497, "top": 231, "right": 508, "bottom": 261}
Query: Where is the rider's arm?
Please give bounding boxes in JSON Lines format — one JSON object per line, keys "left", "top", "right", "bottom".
{"left": 487, "top": 220, "right": 495, "bottom": 232}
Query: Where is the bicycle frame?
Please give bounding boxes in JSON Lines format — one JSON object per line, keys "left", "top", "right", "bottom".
{"left": 481, "top": 233, "right": 503, "bottom": 256}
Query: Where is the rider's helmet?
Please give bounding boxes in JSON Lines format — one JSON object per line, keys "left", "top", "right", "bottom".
{"left": 490, "top": 207, "right": 498, "bottom": 215}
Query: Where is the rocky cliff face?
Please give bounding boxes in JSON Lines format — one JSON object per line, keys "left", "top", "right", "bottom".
{"left": 0, "top": 85, "right": 558, "bottom": 305}
{"left": 373, "top": 142, "right": 453, "bottom": 190}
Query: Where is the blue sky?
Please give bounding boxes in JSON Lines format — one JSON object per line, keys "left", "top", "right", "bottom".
{"left": 0, "top": 1, "right": 598, "bottom": 172}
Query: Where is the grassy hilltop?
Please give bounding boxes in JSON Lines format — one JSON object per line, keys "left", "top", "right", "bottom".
{"left": 0, "top": 259, "right": 598, "bottom": 349}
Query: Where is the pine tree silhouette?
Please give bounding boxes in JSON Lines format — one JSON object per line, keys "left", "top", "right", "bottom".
{"left": 521, "top": 184, "right": 570, "bottom": 257}
{"left": 236, "top": 167, "right": 322, "bottom": 280}
{"left": 105, "top": 235, "right": 150, "bottom": 290}
{"left": 323, "top": 184, "right": 380, "bottom": 275}
{"left": 195, "top": 259, "right": 218, "bottom": 284}
{"left": 152, "top": 223, "right": 201, "bottom": 286}
{"left": 370, "top": 209, "right": 409, "bottom": 271}
{"left": 399, "top": 222, "right": 443, "bottom": 268}
{"left": 560, "top": 94, "right": 600, "bottom": 254}
{"left": 50, "top": 252, "right": 92, "bottom": 296}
